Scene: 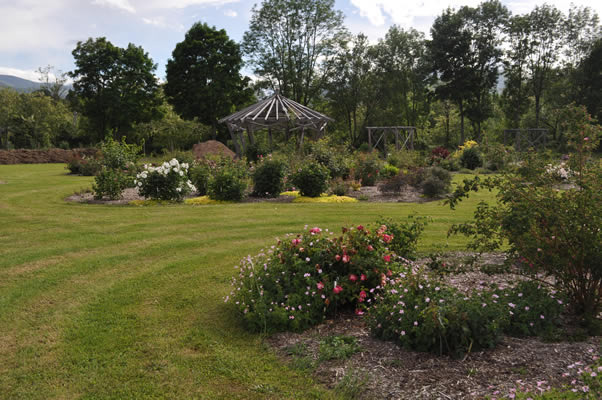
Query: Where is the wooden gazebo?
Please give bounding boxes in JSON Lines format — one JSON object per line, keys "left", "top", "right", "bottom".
{"left": 218, "top": 91, "right": 334, "bottom": 156}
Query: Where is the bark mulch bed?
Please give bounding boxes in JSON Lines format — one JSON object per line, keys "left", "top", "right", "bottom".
{"left": 267, "top": 254, "right": 601, "bottom": 400}
{"left": 65, "top": 185, "right": 437, "bottom": 205}
{"left": 0, "top": 148, "right": 97, "bottom": 164}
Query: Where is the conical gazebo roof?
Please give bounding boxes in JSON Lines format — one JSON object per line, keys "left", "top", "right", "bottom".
{"left": 219, "top": 91, "right": 333, "bottom": 132}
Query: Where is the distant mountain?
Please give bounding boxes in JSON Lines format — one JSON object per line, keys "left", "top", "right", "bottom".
{"left": 0, "top": 75, "right": 43, "bottom": 92}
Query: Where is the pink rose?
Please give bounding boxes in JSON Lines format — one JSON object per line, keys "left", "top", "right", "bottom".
{"left": 342, "top": 254, "right": 350, "bottom": 263}
{"left": 317, "top": 282, "right": 324, "bottom": 290}
{"left": 349, "top": 274, "right": 358, "bottom": 282}
{"left": 333, "top": 285, "right": 343, "bottom": 294}
{"left": 335, "top": 254, "right": 341, "bottom": 262}
{"left": 360, "top": 274, "right": 367, "bottom": 281}
{"left": 383, "top": 255, "right": 391, "bottom": 263}
{"left": 382, "top": 234, "right": 392, "bottom": 243}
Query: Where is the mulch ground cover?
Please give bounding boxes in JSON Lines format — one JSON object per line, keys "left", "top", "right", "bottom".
{"left": 0, "top": 148, "right": 97, "bottom": 164}
{"left": 267, "top": 254, "right": 601, "bottom": 400}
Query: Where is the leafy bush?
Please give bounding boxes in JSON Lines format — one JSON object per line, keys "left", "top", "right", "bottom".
{"left": 460, "top": 146, "right": 483, "bottom": 170}
{"left": 188, "top": 163, "right": 211, "bottom": 196}
{"left": 290, "top": 162, "right": 330, "bottom": 197}
{"left": 66, "top": 154, "right": 101, "bottom": 176}
{"left": 482, "top": 143, "right": 513, "bottom": 171}
{"left": 447, "top": 106, "right": 602, "bottom": 321}
{"left": 309, "top": 139, "right": 351, "bottom": 179}
{"left": 439, "top": 157, "right": 460, "bottom": 171}
{"left": 93, "top": 168, "right": 130, "bottom": 200}
{"left": 375, "top": 216, "right": 427, "bottom": 260}
{"left": 208, "top": 158, "right": 248, "bottom": 201}
{"left": 353, "top": 153, "right": 382, "bottom": 186}
{"left": 330, "top": 179, "right": 348, "bottom": 196}
{"left": 227, "top": 224, "right": 411, "bottom": 333}
{"left": 367, "top": 270, "right": 508, "bottom": 358}
{"left": 135, "top": 159, "right": 196, "bottom": 201}
{"left": 99, "top": 137, "right": 141, "bottom": 170}
{"left": 498, "top": 281, "right": 565, "bottom": 337}
{"left": 380, "top": 163, "right": 400, "bottom": 179}
{"left": 386, "top": 150, "right": 425, "bottom": 170}
{"left": 421, "top": 166, "right": 452, "bottom": 197}
{"left": 252, "top": 158, "right": 286, "bottom": 197}
{"left": 245, "top": 141, "right": 270, "bottom": 163}
{"left": 429, "top": 146, "right": 450, "bottom": 165}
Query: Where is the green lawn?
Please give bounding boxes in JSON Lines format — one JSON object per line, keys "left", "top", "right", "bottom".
{"left": 0, "top": 164, "right": 494, "bottom": 399}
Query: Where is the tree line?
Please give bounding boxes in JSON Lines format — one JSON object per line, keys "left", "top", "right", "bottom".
{"left": 0, "top": 0, "right": 600, "bottom": 152}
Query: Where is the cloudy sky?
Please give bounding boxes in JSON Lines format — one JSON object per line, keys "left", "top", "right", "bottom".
{"left": 1, "top": 0, "right": 600, "bottom": 82}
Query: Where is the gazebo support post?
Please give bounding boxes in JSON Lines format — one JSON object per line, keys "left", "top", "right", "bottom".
{"left": 268, "top": 128, "right": 273, "bottom": 150}
{"left": 368, "top": 128, "right": 372, "bottom": 148}
{"left": 247, "top": 126, "right": 256, "bottom": 146}
{"left": 227, "top": 125, "right": 242, "bottom": 157}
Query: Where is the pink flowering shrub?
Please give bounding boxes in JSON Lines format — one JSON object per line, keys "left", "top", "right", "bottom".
{"left": 367, "top": 272, "right": 566, "bottom": 357}
{"left": 447, "top": 106, "right": 602, "bottom": 323}
{"left": 367, "top": 270, "right": 508, "bottom": 357}
{"left": 226, "top": 224, "right": 409, "bottom": 332}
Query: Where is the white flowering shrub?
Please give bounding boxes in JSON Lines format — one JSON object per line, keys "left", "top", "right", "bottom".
{"left": 135, "top": 158, "right": 196, "bottom": 201}
{"left": 545, "top": 162, "right": 572, "bottom": 181}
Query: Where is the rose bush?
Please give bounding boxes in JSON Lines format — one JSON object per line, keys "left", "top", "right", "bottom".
{"left": 227, "top": 224, "right": 411, "bottom": 333}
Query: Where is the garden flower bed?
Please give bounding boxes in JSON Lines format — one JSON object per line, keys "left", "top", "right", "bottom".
{"left": 266, "top": 252, "right": 601, "bottom": 399}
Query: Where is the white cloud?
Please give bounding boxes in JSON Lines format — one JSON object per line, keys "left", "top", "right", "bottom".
{"left": 349, "top": 0, "right": 482, "bottom": 27}
{"left": 143, "top": 0, "right": 239, "bottom": 9}
{"left": 223, "top": 9, "right": 237, "bottom": 17}
{"left": 349, "top": 0, "right": 602, "bottom": 29}
{"left": 92, "top": 0, "right": 136, "bottom": 14}
{"left": 142, "top": 17, "right": 167, "bottom": 28}
{"left": 0, "top": 67, "right": 42, "bottom": 82}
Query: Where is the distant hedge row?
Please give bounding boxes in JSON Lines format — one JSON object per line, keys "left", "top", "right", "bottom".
{"left": 0, "top": 148, "right": 97, "bottom": 164}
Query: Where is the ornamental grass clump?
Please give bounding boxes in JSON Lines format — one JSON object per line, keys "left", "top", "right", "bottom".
{"left": 135, "top": 158, "right": 196, "bottom": 201}
{"left": 226, "top": 224, "right": 410, "bottom": 333}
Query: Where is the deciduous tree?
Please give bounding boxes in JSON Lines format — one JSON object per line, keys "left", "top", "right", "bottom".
{"left": 164, "top": 23, "right": 251, "bottom": 140}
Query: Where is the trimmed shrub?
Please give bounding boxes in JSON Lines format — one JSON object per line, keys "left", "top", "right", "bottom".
{"left": 253, "top": 159, "right": 286, "bottom": 197}
{"left": 208, "top": 159, "right": 248, "bottom": 201}
{"left": 460, "top": 146, "right": 483, "bottom": 170}
{"left": 421, "top": 166, "right": 452, "bottom": 197}
{"left": 227, "top": 224, "right": 411, "bottom": 333}
{"left": 290, "top": 162, "right": 330, "bottom": 197}
{"left": 135, "top": 159, "right": 196, "bottom": 201}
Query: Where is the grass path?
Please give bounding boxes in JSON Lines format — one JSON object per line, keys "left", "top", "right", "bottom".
{"left": 0, "top": 164, "right": 492, "bottom": 399}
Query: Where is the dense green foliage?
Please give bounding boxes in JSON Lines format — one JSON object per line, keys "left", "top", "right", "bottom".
{"left": 252, "top": 158, "right": 286, "bottom": 197}
{"left": 291, "top": 162, "right": 330, "bottom": 197}
{"left": 447, "top": 106, "right": 602, "bottom": 321}
{"left": 367, "top": 270, "right": 565, "bottom": 358}
{"left": 69, "top": 37, "right": 162, "bottom": 142}
{"left": 164, "top": 23, "right": 252, "bottom": 139}
{"left": 228, "top": 224, "right": 407, "bottom": 332}
{"left": 135, "top": 159, "right": 196, "bottom": 201}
